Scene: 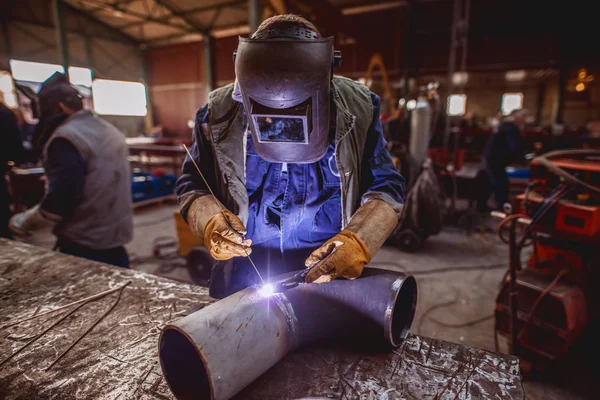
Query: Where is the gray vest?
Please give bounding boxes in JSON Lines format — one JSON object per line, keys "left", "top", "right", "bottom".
{"left": 205, "top": 76, "right": 397, "bottom": 228}
{"left": 43, "top": 110, "right": 133, "bottom": 249}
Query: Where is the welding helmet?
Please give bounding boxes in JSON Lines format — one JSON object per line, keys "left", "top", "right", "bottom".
{"left": 234, "top": 25, "right": 341, "bottom": 163}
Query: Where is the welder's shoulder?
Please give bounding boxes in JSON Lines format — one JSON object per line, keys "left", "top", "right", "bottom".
{"left": 333, "top": 75, "right": 371, "bottom": 100}
{"left": 207, "top": 83, "right": 234, "bottom": 108}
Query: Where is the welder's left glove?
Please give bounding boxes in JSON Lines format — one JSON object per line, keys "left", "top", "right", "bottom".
{"left": 305, "top": 199, "right": 399, "bottom": 284}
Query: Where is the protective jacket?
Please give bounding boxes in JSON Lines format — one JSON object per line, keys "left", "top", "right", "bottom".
{"left": 178, "top": 76, "right": 404, "bottom": 227}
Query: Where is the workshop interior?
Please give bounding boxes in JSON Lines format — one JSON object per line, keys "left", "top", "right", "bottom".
{"left": 1, "top": 1, "right": 599, "bottom": 399}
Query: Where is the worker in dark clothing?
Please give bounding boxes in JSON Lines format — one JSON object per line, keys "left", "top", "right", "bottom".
{"left": 0, "top": 97, "right": 26, "bottom": 238}
{"left": 9, "top": 73, "right": 133, "bottom": 267}
{"left": 477, "top": 109, "right": 527, "bottom": 211}
{"left": 176, "top": 15, "right": 405, "bottom": 297}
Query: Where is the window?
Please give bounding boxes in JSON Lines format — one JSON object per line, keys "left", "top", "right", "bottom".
{"left": 447, "top": 94, "right": 467, "bottom": 116}
{"left": 9, "top": 59, "right": 92, "bottom": 87}
{"left": 92, "top": 79, "right": 147, "bottom": 116}
{"left": 501, "top": 93, "right": 523, "bottom": 115}
{"left": 69, "top": 67, "right": 93, "bottom": 87}
{"left": 10, "top": 60, "right": 63, "bottom": 83}
{"left": 0, "top": 71, "right": 17, "bottom": 108}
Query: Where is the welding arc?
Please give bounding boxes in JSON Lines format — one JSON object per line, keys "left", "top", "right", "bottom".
{"left": 0, "top": 281, "right": 133, "bottom": 330}
{"left": 182, "top": 144, "right": 265, "bottom": 284}
{"left": 45, "top": 283, "right": 128, "bottom": 371}
{"left": 0, "top": 281, "right": 132, "bottom": 368}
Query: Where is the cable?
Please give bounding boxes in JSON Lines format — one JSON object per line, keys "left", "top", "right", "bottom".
{"left": 517, "top": 268, "right": 571, "bottom": 343}
{"left": 427, "top": 314, "right": 494, "bottom": 328}
{"left": 533, "top": 150, "right": 600, "bottom": 197}
{"left": 523, "top": 180, "right": 542, "bottom": 214}
{"left": 496, "top": 213, "right": 528, "bottom": 245}
{"left": 517, "top": 185, "right": 571, "bottom": 248}
{"left": 368, "top": 261, "right": 507, "bottom": 275}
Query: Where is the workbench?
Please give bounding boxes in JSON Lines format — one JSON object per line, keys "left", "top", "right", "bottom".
{"left": 0, "top": 239, "right": 525, "bottom": 399}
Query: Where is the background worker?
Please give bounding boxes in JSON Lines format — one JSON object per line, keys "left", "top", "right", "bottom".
{"left": 9, "top": 72, "right": 133, "bottom": 267}
{"left": 477, "top": 108, "right": 527, "bottom": 212}
{"left": 176, "top": 15, "right": 405, "bottom": 297}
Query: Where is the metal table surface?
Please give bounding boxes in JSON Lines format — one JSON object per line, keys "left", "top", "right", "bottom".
{"left": 0, "top": 239, "right": 524, "bottom": 399}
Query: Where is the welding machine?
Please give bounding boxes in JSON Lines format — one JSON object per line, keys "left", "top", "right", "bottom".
{"left": 495, "top": 150, "right": 600, "bottom": 367}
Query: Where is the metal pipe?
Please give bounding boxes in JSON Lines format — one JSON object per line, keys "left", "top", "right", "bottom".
{"left": 159, "top": 269, "right": 417, "bottom": 400}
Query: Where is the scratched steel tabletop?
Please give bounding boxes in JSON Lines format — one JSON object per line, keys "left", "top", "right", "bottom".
{"left": 0, "top": 239, "right": 524, "bottom": 399}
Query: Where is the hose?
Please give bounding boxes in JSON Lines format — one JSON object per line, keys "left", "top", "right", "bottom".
{"left": 533, "top": 150, "right": 600, "bottom": 197}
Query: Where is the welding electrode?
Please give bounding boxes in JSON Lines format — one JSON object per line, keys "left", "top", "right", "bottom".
{"left": 182, "top": 145, "right": 265, "bottom": 284}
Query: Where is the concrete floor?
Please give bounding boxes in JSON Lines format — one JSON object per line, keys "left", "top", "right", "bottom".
{"left": 25, "top": 201, "right": 597, "bottom": 399}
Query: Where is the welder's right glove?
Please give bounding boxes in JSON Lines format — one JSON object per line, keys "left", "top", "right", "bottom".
{"left": 187, "top": 196, "right": 252, "bottom": 261}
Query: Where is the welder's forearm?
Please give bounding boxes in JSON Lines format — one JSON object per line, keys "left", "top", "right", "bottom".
{"left": 361, "top": 93, "right": 406, "bottom": 219}
{"left": 344, "top": 199, "right": 398, "bottom": 256}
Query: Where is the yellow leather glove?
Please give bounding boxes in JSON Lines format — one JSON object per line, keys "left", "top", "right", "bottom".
{"left": 187, "top": 196, "right": 251, "bottom": 261}
{"left": 203, "top": 210, "right": 252, "bottom": 261}
{"left": 304, "top": 231, "right": 371, "bottom": 283}
{"left": 304, "top": 199, "right": 399, "bottom": 284}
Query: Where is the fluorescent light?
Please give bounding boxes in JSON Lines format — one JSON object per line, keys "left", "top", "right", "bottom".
{"left": 10, "top": 59, "right": 64, "bottom": 83}
{"left": 501, "top": 93, "right": 523, "bottom": 116}
{"left": 505, "top": 70, "right": 526, "bottom": 82}
{"left": 452, "top": 72, "right": 468, "bottom": 86}
{"left": 92, "top": 79, "right": 147, "bottom": 116}
{"left": 68, "top": 66, "right": 92, "bottom": 87}
{"left": 447, "top": 94, "right": 467, "bottom": 116}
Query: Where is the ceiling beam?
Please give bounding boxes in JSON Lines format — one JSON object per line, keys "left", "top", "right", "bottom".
{"left": 117, "top": 0, "right": 247, "bottom": 31}
{"left": 73, "top": 0, "right": 195, "bottom": 33}
{"left": 170, "top": 0, "right": 247, "bottom": 17}
{"left": 341, "top": 1, "right": 407, "bottom": 16}
{"left": 63, "top": 2, "right": 140, "bottom": 44}
{"left": 83, "top": 0, "right": 140, "bottom": 14}
{"left": 153, "top": 0, "right": 210, "bottom": 35}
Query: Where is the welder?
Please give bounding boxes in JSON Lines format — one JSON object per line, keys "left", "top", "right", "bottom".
{"left": 176, "top": 15, "right": 405, "bottom": 297}
{"left": 9, "top": 72, "right": 133, "bottom": 267}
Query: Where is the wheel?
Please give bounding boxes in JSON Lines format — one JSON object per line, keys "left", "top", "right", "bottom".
{"left": 186, "top": 247, "right": 213, "bottom": 287}
{"left": 395, "top": 230, "right": 421, "bottom": 253}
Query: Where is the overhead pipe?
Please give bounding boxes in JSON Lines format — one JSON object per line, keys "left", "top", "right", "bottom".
{"left": 159, "top": 269, "right": 417, "bottom": 400}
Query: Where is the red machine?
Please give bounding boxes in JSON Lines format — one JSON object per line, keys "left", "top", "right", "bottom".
{"left": 495, "top": 150, "right": 600, "bottom": 368}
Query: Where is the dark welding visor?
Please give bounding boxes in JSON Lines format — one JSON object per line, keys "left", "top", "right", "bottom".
{"left": 251, "top": 98, "right": 312, "bottom": 144}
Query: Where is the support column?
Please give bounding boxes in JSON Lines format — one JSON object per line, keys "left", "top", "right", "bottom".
{"left": 139, "top": 47, "right": 154, "bottom": 134}
{"left": 249, "top": 0, "right": 262, "bottom": 35}
{"left": 203, "top": 35, "right": 215, "bottom": 95}
{"left": 52, "top": 0, "right": 70, "bottom": 78}
{"left": 1, "top": 21, "right": 12, "bottom": 71}
{"left": 556, "top": 67, "right": 567, "bottom": 125}
{"left": 84, "top": 35, "right": 94, "bottom": 72}
{"left": 535, "top": 82, "right": 546, "bottom": 126}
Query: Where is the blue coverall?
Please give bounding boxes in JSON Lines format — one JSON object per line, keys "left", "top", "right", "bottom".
{"left": 177, "top": 93, "right": 405, "bottom": 291}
